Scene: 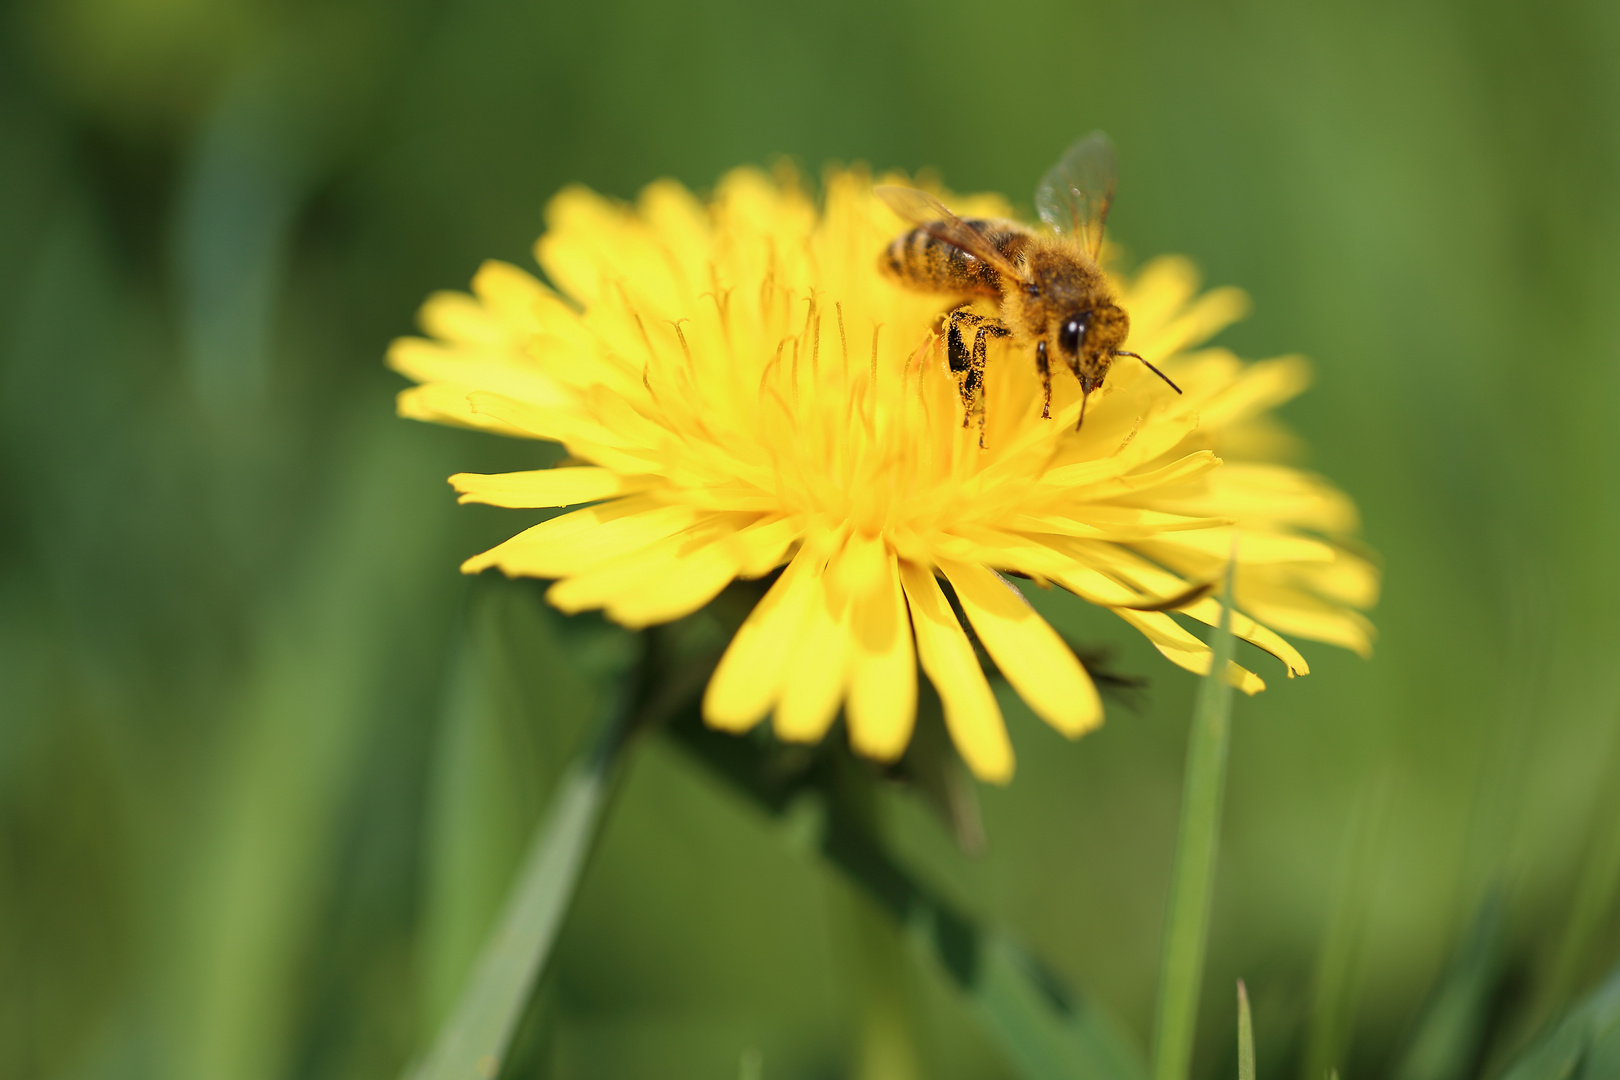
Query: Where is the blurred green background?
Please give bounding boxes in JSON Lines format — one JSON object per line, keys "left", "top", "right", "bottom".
{"left": 4, "top": 0, "right": 1619, "bottom": 1078}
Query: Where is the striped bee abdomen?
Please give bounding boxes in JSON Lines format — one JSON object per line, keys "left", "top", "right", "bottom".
{"left": 881, "top": 218, "right": 1031, "bottom": 298}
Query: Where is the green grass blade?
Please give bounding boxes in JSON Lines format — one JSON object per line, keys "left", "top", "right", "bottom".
{"left": 419, "top": 584, "right": 605, "bottom": 1029}
{"left": 1536, "top": 732, "right": 1620, "bottom": 1024}
{"left": 1238, "top": 981, "right": 1256, "bottom": 1080}
{"left": 405, "top": 710, "right": 630, "bottom": 1080}
{"left": 1301, "top": 769, "right": 1393, "bottom": 1080}
{"left": 1151, "top": 559, "right": 1239, "bottom": 1080}
{"left": 664, "top": 712, "right": 1147, "bottom": 1080}
{"left": 1388, "top": 899, "right": 1503, "bottom": 1080}
{"left": 966, "top": 931, "right": 1147, "bottom": 1080}
{"left": 1500, "top": 958, "right": 1620, "bottom": 1080}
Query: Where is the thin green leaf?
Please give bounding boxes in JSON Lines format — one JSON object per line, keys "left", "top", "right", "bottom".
{"left": 964, "top": 930, "right": 1146, "bottom": 1080}
{"left": 1238, "top": 981, "right": 1256, "bottom": 1080}
{"left": 664, "top": 711, "right": 1147, "bottom": 1080}
{"left": 1388, "top": 899, "right": 1503, "bottom": 1080}
{"left": 1500, "top": 960, "right": 1620, "bottom": 1080}
{"left": 419, "top": 584, "right": 600, "bottom": 1027}
{"left": 1151, "top": 559, "right": 1239, "bottom": 1080}
{"left": 405, "top": 708, "right": 630, "bottom": 1080}
{"left": 1302, "top": 770, "right": 1394, "bottom": 1080}
{"left": 1538, "top": 731, "right": 1620, "bottom": 1021}
{"left": 1586, "top": 1005, "right": 1620, "bottom": 1079}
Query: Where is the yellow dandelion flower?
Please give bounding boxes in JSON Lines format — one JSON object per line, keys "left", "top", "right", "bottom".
{"left": 388, "top": 166, "right": 1377, "bottom": 783}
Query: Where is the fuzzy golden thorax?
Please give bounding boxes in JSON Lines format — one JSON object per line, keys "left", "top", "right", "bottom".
{"left": 1004, "top": 242, "right": 1129, "bottom": 390}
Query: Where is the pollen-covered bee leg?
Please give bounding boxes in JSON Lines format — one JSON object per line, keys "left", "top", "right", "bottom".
{"left": 960, "top": 362, "right": 982, "bottom": 431}
{"left": 970, "top": 322, "right": 1012, "bottom": 448}
{"left": 1035, "top": 340, "right": 1053, "bottom": 419}
{"left": 944, "top": 308, "right": 984, "bottom": 428}
{"left": 945, "top": 308, "right": 982, "bottom": 379}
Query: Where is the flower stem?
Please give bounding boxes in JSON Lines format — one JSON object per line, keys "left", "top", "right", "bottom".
{"left": 1151, "top": 561, "right": 1238, "bottom": 1080}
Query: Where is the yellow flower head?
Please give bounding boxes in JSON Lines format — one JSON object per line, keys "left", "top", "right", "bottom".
{"left": 389, "top": 166, "right": 1377, "bottom": 782}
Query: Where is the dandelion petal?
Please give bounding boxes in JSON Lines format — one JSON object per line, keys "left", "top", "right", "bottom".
{"left": 450, "top": 468, "right": 645, "bottom": 508}
{"left": 846, "top": 554, "right": 917, "bottom": 762}
{"left": 900, "top": 561, "right": 1013, "bottom": 783}
{"left": 774, "top": 573, "right": 850, "bottom": 745}
{"left": 941, "top": 560, "right": 1102, "bottom": 738}
{"left": 704, "top": 551, "right": 820, "bottom": 732}
{"left": 546, "top": 525, "right": 741, "bottom": 628}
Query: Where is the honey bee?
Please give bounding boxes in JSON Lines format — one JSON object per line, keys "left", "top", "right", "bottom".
{"left": 877, "top": 132, "right": 1180, "bottom": 442}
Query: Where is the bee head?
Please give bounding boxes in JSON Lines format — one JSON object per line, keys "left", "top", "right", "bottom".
{"left": 1054, "top": 304, "right": 1130, "bottom": 375}
{"left": 1056, "top": 312, "right": 1091, "bottom": 358}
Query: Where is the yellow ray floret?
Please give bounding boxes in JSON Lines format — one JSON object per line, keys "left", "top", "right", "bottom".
{"left": 388, "top": 166, "right": 1379, "bottom": 782}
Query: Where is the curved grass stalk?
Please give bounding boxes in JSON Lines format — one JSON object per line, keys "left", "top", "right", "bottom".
{"left": 1151, "top": 559, "right": 1238, "bottom": 1080}
{"left": 404, "top": 693, "right": 634, "bottom": 1080}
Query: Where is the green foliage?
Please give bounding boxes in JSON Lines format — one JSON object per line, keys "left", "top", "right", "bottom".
{"left": 410, "top": 690, "right": 631, "bottom": 1080}
{"left": 1239, "top": 982, "right": 1256, "bottom": 1080}
{"left": 1153, "top": 568, "right": 1238, "bottom": 1080}
{"left": 1500, "top": 961, "right": 1620, "bottom": 1080}
{"left": 4, "top": 0, "right": 1620, "bottom": 1078}
{"left": 1387, "top": 901, "right": 1504, "bottom": 1080}
{"left": 663, "top": 680, "right": 1147, "bottom": 1080}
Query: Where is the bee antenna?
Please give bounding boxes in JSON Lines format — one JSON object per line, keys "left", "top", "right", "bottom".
{"left": 1114, "top": 350, "right": 1182, "bottom": 394}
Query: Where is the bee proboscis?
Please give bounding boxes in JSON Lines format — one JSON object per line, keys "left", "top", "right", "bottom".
{"left": 877, "top": 132, "right": 1180, "bottom": 444}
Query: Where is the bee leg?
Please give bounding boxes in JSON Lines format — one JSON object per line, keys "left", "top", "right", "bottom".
{"left": 1035, "top": 340, "right": 1053, "bottom": 419}
{"left": 962, "top": 365, "right": 982, "bottom": 435}
{"left": 945, "top": 308, "right": 981, "bottom": 378}
{"left": 970, "top": 322, "right": 1012, "bottom": 449}
{"left": 945, "top": 308, "right": 983, "bottom": 427}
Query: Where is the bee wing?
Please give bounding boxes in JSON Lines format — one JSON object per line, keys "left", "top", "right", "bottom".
{"left": 1034, "top": 131, "right": 1117, "bottom": 260}
{"left": 874, "top": 184, "right": 1025, "bottom": 282}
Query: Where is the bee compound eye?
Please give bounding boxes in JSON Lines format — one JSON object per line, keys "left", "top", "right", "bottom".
{"left": 1059, "top": 314, "right": 1087, "bottom": 354}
